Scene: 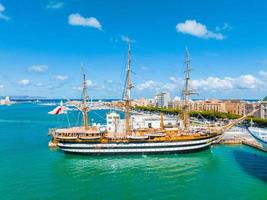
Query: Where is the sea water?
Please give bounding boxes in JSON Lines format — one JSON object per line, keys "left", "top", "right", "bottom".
{"left": 0, "top": 103, "right": 266, "bottom": 200}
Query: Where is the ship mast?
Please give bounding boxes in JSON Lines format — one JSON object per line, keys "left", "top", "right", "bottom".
{"left": 81, "top": 69, "right": 89, "bottom": 130}
{"left": 124, "top": 42, "right": 133, "bottom": 135}
{"left": 182, "top": 48, "right": 192, "bottom": 131}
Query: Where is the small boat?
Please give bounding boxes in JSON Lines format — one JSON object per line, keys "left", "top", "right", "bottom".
{"left": 79, "top": 136, "right": 101, "bottom": 140}
{"left": 127, "top": 135, "right": 149, "bottom": 140}
{"left": 57, "top": 136, "right": 77, "bottom": 140}
{"left": 248, "top": 127, "right": 267, "bottom": 150}
{"left": 145, "top": 132, "right": 166, "bottom": 137}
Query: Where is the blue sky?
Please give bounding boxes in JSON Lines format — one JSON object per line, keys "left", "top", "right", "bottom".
{"left": 0, "top": 0, "right": 267, "bottom": 99}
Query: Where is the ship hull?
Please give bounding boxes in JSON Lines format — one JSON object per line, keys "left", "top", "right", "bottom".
{"left": 57, "top": 135, "right": 220, "bottom": 155}
{"left": 248, "top": 127, "right": 267, "bottom": 150}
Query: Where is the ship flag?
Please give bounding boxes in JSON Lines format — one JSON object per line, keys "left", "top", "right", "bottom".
{"left": 48, "top": 101, "right": 66, "bottom": 115}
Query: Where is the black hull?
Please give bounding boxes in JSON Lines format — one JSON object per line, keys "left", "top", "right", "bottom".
{"left": 62, "top": 145, "right": 211, "bottom": 156}
{"left": 56, "top": 134, "right": 220, "bottom": 156}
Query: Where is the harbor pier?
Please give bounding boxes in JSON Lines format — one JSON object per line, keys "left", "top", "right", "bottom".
{"left": 220, "top": 127, "right": 267, "bottom": 152}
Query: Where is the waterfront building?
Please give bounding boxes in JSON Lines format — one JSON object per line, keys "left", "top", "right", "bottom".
{"left": 236, "top": 102, "right": 246, "bottom": 116}
{"left": 155, "top": 92, "right": 171, "bottom": 108}
{"left": 110, "top": 100, "right": 125, "bottom": 108}
{"left": 258, "top": 100, "right": 267, "bottom": 119}
{"left": 171, "top": 96, "right": 182, "bottom": 109}
{"left": 191, "top": 99, "right": 226, "bottom": 112}
{"left": 245, "top": 102, "right": 259, "bottom": 117}
{"left": 225, "top": 100, "right": 239, "bottom": 114}
{"left": 132, "top": 97, "right": 153, "bottom": 107}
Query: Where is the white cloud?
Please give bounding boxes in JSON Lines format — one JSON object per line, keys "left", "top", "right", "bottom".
{"left": 176, "top": 20, "right": 224, "bottom": 40}
{"left": 0, "top": 84, "right": 4, "bottom": 89}
{"left": 74, "top": 80, "right": 104, "bottom": 91}
{"left": 236, "top": 75, "right": 262, "bottom": 89}
{"left": 86, "top": 79, "right": 94, "bottom": 87}
{"left": 136, "top": 80, "right": 158, "bottom": 90}
{"left": 54, "top": 75, "right": 68, "bottom": 81}
{"left": 162, "top": 82, "right": 177, "bottom": 91}
{"left": 136, "top": 74, "right": 264, "bottom": 96}
{"left": 28, "top": 65, "right": 48, "bottom": 73}
{"left": 68, "top": 13, "right": 102, "bottom": 30}
{"left": 18, "top": 79, "right": 30, "bottom": 86}
{"left": 169, "top": 76, "right": 176, "bottom": 82}
{"left": 120, "top": 35, "right": 134, "bottom": 43}
{"left": 0, "top": 3, "right": 10, "bottom": 21}
{"left": 87, "top": 80, "right": 105, "bottom": 90}
{"left": 0, "top": 3, "right": 4, "bottom": 12}
{"left": 191, "top": 77, "right": 233, "bottom": 90}
{"left": 163, "top": 77, "right": 183, "bottom": 92}
{"left": 46, "top": 2, "right": 64, "bottom": 9}
{"left": 190, "top": 75, "right": 263, "bottom": 91}
{"left": 215, "top": 23, "right": 229, "bottom": 32}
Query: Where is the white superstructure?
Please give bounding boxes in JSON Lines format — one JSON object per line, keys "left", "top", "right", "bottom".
{"left": 106, "top": 112, "right": 126, "bottom": 138}
{"left": 131, "top": 114, "right": 177, "bottom": 129}
{"left": 106, "top": 112, "right": 178, "bottom": 132}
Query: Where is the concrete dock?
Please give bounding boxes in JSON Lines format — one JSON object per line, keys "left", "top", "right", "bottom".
{"left": 220, "top": 127, "right": 267, "bottom": 152}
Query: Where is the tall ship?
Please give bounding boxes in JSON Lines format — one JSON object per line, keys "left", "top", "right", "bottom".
{"left": 48, "top": 44, "right": 256, "bottom": 155}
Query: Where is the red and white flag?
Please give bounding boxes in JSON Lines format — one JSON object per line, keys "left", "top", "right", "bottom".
{"left": 48, "top": 106, "right": 63, "bottom": 115}
{"left": 48, "top": 101, "right": 66, "bottom": 115}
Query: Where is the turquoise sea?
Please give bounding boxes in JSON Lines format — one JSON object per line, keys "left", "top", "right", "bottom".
{"left": 0, "top": 103, "right": 267, "bottom": 200}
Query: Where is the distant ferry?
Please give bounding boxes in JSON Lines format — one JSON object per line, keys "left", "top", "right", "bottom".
{"left": 48, "top": 45, "right": 256, "bottom": 155}
{"left": 248, "top": 127, "right": 267, "bottom": 151}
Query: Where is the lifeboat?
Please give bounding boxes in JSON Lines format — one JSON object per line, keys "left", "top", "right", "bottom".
{"left": 145, "top": 132, "right": 166, "bottom": 137}
{"left": 57, "top": 136, "right": 77, "bottom": 140}
{"left": 79, "top": 135, "right": 101, "bottom": 140}
{"left": 127, "top": 135, "right": 149, "bottom": 140}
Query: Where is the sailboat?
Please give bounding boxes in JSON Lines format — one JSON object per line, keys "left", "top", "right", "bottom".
{"left": 48, "top": 44, "right": 257, "bottom": 155}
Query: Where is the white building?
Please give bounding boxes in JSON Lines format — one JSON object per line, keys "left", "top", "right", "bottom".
{"left": 106, "top": 112, "right": 179, "bottom": 138}
{"left": 173, "top": 96, "right": 181, "bottom": 102}
{"left": 131, "top": 114, "right": 178, "bottom": 129}
{"left": 106, "top": 112, "right": 124, "bottom": 135}
{"left": 155, "top": 92, "right": 171, "bottom": 108}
